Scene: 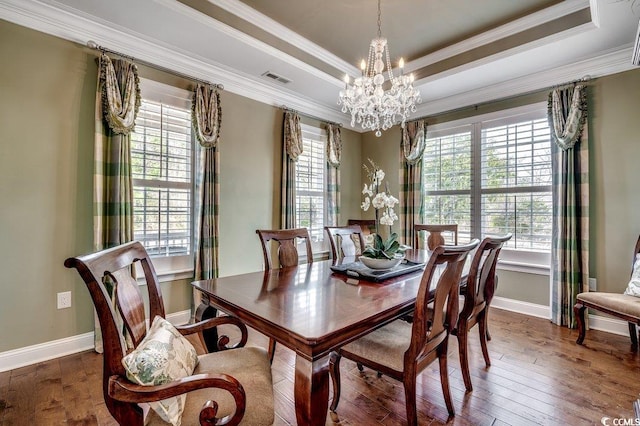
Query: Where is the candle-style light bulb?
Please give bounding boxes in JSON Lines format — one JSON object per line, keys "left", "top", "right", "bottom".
{"left": 409, "top": 73, "right": 415, "bottom": 83}
{"left": 343, "top": 74, "right": 350, "bottom": 88}
{"left": 360, "top": 59, "right": 366, "bottom": 76}
{"left": 399, "top": 58, "right": 404, "bottom": 69}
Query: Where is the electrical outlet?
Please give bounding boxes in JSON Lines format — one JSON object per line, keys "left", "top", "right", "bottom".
{"left": 57, "top": 291, "right": 72, "bottom": 309}
{"left": 588, "top": 278, "right": 597, "bottom": 291}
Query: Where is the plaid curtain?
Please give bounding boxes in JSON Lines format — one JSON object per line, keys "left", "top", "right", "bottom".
{"left": 281, "top": 111, "right": 302, "bottom": 228}
{"left": 93, "top": 54, "right": 140, "bottom": 351}
{"left": 549, "top": 85, "right": 589, "bottom": 328}
{"left": 192, "top": 85, "right": 221, "bottom": 315}
{"left": 399, "top": 120, "right": 427, "bottom": 246}
{"left": 326, "top": 124, "right": 341, "bottom": 226}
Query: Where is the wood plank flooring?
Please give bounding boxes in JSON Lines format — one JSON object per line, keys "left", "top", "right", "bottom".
{"left": 1, "top": 308, "right": 639, "bottom": 425}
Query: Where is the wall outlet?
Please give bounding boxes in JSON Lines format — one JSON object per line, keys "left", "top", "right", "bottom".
{"left": 57, "top": 291, "right": 72, "bottom": 309}
{"left": 588, "top": 278, "right": 597, "bottom": 291}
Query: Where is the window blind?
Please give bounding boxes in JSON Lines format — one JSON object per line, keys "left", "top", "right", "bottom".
{"left": 131, "top": 100, "right": 193, "bottom": 257}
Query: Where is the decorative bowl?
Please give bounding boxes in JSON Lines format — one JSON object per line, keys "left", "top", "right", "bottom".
{"left": 359, "top": 255, "right": 404, "bottom": 270}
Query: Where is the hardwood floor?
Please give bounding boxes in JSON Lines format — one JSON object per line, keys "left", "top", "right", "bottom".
{"left": 1, "top": 308, "right": 639, "bottom": 425}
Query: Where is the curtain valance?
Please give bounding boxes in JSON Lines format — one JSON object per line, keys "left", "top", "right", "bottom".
{"left": 192, "top": 84, "right": 222, "bottom": 148}
{"left": 98, "top": 53, "right": 140, "bottom": 135}
{"left": 401, "top": 120, "right": 427, "bottom": 165}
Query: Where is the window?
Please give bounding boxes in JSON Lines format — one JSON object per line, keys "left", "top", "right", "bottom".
{"left": 130, "top": 80, "right": 194, "bottom": 278}
{"left": 423, "top": 103, "right": 552, "bottom": 267}
{"left": 295, "top": 124, "right": 327, "bottom": 251}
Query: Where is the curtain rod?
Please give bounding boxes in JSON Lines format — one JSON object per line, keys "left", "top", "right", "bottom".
{"left": 281, "top": 106, "right": 342, "bottom": 127}
{"left": 408, "top": 75, "right": 594, "bottom": 123}
{"left": 86, "top": 40, "right": 224, "bottom": 90}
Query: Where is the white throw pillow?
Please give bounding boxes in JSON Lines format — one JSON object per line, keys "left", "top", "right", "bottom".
{"left": 122, "top": 316, "right": 199, "bottom": 426}
{"left": 624, "top": 253, "right": 640, "bottom": 297}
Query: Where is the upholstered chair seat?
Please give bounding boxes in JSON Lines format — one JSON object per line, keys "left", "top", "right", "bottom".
{"left": 576, "top": 292, "right": 640, "bottom": 318}
{"left": 146, "top": 346, "right": 274, "bottom": 425}
{"left": 340, "top": 320, "right": 412, "bottom": 373}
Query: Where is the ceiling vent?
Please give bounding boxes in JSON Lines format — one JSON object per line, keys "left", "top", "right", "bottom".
{"left": 261, "top": 71, "right": 291, "bottom": 84}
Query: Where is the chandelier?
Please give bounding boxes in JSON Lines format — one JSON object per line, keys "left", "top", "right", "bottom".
{"left": 338, "top": 0, "right": 421, "bottom": 137}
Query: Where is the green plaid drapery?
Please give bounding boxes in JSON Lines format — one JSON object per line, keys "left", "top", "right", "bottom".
{"left": 93, "top": 54, "right": 140, "bottom": 351}
{"left": 549, "top": 85, "right": 589, "bottom": 328}
{"left": 399, "top": 120, "right": 427, "bottom": 246}
{"left": 326, "top": 124, "right": 341, "bottom": 226}
{"left": 192, "top": 85, "right": 221, "bottom": 314}
{"left": 281, "top": 111, "right": 302, "bottom": 228}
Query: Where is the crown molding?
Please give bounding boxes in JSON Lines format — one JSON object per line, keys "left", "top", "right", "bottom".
{"left": 1, "top": 0, "right": 634, "bottom": 134}
{"left": 413, "top": 20, "right": 596, "bottom": 87}
{"left": 0, "top": 0, "right": 352, "bottom": 128}
{"left": 155, "top": 0, "right": 343, "bottom": 87}
{"left": 412, "top": 45, "right": 635, "bottom": 118}
{"left": 408, "top": 0, "right": 591, "bottom": 72}
{"left": 209, "top": 0, "right": 359, "bottom": 76}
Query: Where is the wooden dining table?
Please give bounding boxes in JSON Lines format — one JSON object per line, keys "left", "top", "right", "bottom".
{"left": 192, "top": 249, "right": 435, "bottom": 426}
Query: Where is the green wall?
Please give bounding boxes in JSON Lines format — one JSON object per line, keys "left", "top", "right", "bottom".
{"left": 0, "top": 20, "right": 362, "bottom": 352}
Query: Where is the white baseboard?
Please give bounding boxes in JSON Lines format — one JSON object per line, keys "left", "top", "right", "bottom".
{"left": 588, "top": 313, "right": 631, "bottom": 337}
{"left": 490, "top": 297, "right": 632, "bottom": 337}
{"left": 0, "top": 310, "right": 192, "bottom": 373}
{"left": 490, "top": 296, "right": 551, "bottom": 319}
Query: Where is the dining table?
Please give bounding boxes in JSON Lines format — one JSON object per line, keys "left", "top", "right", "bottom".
{"left": 192, "top": 249, "right": 441, "bottom": 426}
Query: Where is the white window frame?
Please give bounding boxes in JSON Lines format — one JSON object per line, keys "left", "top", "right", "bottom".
{"left": 295, "top": 123, "right": 329, "bottom": 255}
{"left": 131, "top": 79, "right": 195, "bottom": 282}
{"left": 424, "top": 103, "right": 551, "bottom": 275}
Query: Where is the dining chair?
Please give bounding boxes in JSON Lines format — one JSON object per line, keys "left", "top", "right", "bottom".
{"left": 346, "top": 219, "right": 377, "bottom": 235}
{"left": 256, "top": 227, "right": 313, "bottom": 362}
{"left": 453, "top": 233, "right": 511, "bottom": 392}
{"left": 574, "top": 234, "right": 640, "bottom": 351}
{"left": 324, "top": 225, "right": 366, "bottom": 259}
{"left": 256, "top": 227, "right": 313, "bottom": 270}
{"left": 414, "top": 224, "right": 458, "bottom": 250}
{"left": 64, "top": 241, "right": 274, "bottom": 426}
{"left": 329, "top": 240, "right": 480, "bottom": 424}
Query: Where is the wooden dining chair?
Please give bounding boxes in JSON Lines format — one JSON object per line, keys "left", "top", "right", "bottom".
{"left": 64, "top": 241, "right": 274, "bottom": 426}
{"left": 256, "top": 228, "right": 313, "bottom": 270}
{"left": 329, "top": 240, "right": 480, "bottom": 424}
{"left": 346, "top": 219, "right": 377, "bottom": 235}
{"left": 453, "top": 233, "right": 511, "bottom": 392}
{"left": 324, "top": 225, "right": 366, "bottom": 259}
{"left": 414, "top": 224, "right": 458, "bottom": 250}
{"left": 256, "top": 227, "right": 313, "bottom": 362}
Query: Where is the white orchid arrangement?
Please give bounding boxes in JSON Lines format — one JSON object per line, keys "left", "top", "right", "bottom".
{"left": 360, "top": 159, "right": 406, "bottom": 259}
{"left": 361, "top": 159, "right": 399, "bottom": 227}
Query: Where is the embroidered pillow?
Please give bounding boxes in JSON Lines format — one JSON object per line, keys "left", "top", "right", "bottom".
{"left": 624, "top": 254, "right": 640, "bottom": 297}
{"left": 122, "top": 316, "right": 199, "bottom": 426}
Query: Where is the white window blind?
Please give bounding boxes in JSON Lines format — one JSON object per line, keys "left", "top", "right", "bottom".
{"left": 295, "top": 125, "right": 327, "bottom": 245}
{"left": 423, "top": 104, "right": 553, "bottom": 256}
{"left": 131, "top": 99, "right": 193, "bottom": 258}
{"left": 423, "top": 127, "right": 472, "bottom": 242}
{"left": 480, "top": 117, "right": 552, "bottom": 250}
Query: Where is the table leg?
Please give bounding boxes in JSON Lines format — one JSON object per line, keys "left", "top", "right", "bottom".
{"left": 294, "top": 354, "right": 330, "bottom": 426}
{"left": 194, "top": 297, "right": 219, "bottom": 353}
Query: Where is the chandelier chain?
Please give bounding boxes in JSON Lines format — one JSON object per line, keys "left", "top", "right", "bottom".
{"left": 377, "top": 0, "right": 382, "bottom": 38}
